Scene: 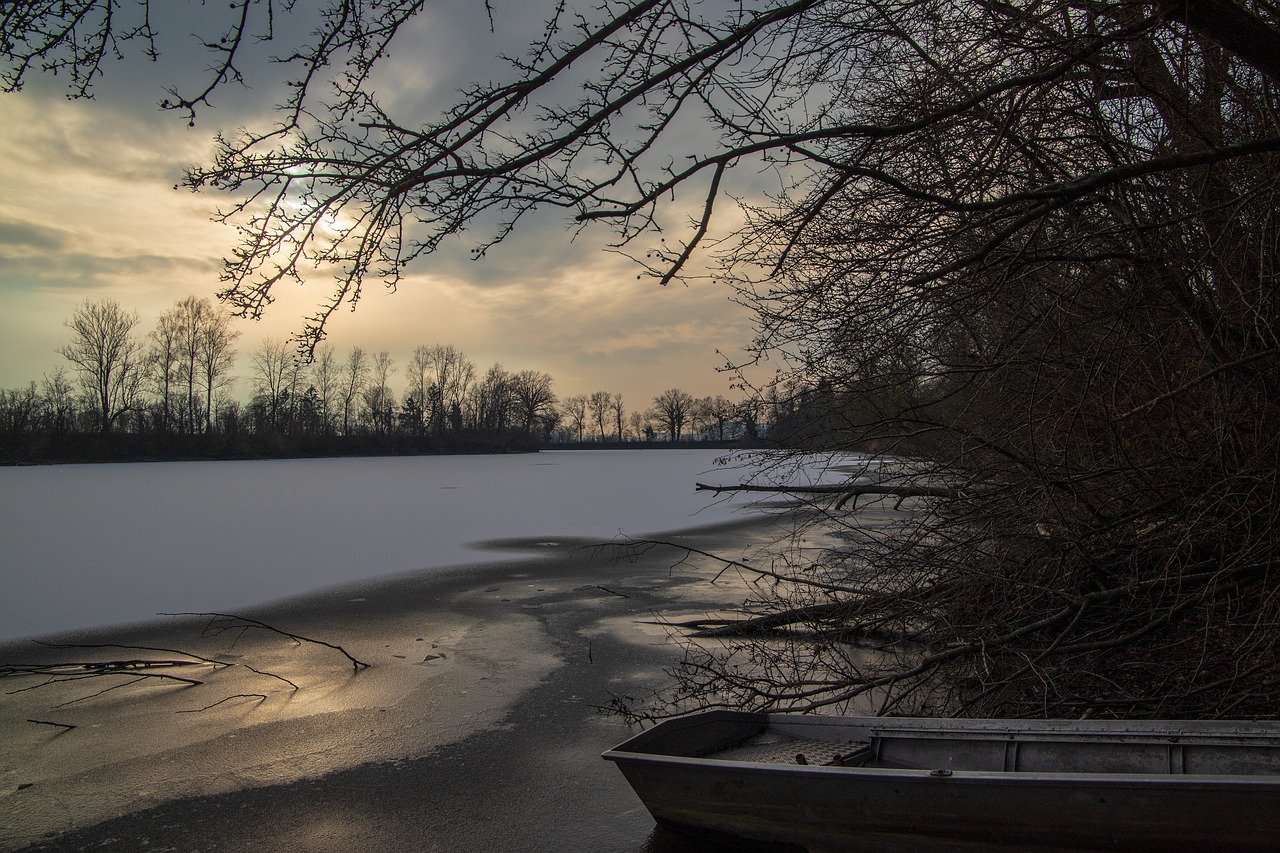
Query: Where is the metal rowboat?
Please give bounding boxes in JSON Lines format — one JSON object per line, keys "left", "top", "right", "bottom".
{"left": 604, "top": 711, "right": 1280, "bottom": 851}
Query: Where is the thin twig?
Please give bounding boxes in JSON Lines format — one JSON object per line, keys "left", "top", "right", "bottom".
{"left": 28, "top": 719, "right": 76, "bottom": 730}
{"left": 163, "top": 613, "right": 369, "bottom": 670}
{"left": 177, "top": 694, "right": 269, "bottom": 713}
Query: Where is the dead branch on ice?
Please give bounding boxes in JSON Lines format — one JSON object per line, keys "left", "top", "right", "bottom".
{"left": 177, "top": 694, "right": 268, "bottom": 713}
{"left": 696, "top": 482, "right": 959, "bottom": 496}
{"left": 163, "top": 612, "right": 370, "bottom": 671}
{"left": 3, "top": 658, "right": 207, "bottom": 687}
{"left": 26, "top": 718, "right": 77, "bottom": 730}
{"left": 1, "top": 613, "right": 364, "bottom": 717}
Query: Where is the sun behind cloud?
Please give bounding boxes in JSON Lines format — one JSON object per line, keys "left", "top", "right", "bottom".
{"left": 0, "top": 77, "right": 756, "bottom": 406}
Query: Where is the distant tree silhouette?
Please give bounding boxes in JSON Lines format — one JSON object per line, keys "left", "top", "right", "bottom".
{"left": 588, "top": 390, "right": 612, "bottom": 442}
{"left": 59, "top": 299, "right": 144, "bottom": 433}
{"left": 339, "top": 347, "right": 369, "bottom": 436}
{"left": 511, "top": 370, "right": 557, "bottom": 436}
{"left": 652, "top": 388, "right": 695, "bottom": 441}
{"left": 561, "top": 395, "right": 589, "bottom": 443}
{"left": 610, "top": 393, "right": 626, "bottom": 442}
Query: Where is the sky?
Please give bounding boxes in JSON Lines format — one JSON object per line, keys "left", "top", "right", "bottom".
{"left": 0, "top": 1, "right": 762, "bottom": 409}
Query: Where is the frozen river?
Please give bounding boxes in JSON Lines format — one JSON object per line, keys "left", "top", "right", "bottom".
{"left": 0, "top": 449, "right": 838, "bottom": 641}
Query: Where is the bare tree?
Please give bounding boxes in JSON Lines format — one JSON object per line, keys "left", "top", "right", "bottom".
{"left": 40, "top": 368, "right": 77, "bottom": 434}
{"left": 652, "top": 388, "right": 694, "bottom": 441}
{"left": 339, "top": 346, "right": 369, "bottom": 436}
{"left": 0, "top": 382, "right": 40, "bottom": 435}
{"left": 148, "top": 297, "right": 239, "bottom": 434}
{"left": 173, "top": 297, "right": 204, "bottom": 433}
{"left": 361, "top": 350, "right": 396, "bottom": 435}
{"left": 147, "top": 309, "right": 181, "bottom": 433}
{"left": 59, "top": 299, "right": 144, "bottom": 433}
{"left": 687, "top": 396, "right": 714, "bottom": 440}
{"left": 588, "top": 390, "right": 612, "bottom": 442}
{"left": 511, "top": 370, "right": 557, "bottom": 435}
{"left": 610, "top": 392, "right": 626, "bottom": 442}
{"left": 703, "top": 395, "right": 735, "bottom": 441}
{"left": 735, "top": 397, "right": 762, "bottom": 440}
{"left": 195, "top": 299, "right": 238, "bottom": 433}
{"left": 630, "top": 11, "right": 1280, "bottom": 720}
{"left": 627, "top": 410, "right": 650, "bottom": 443}
{"left": 470, "top": 363, "right": 514, "bottom": 432}
{"left": 561, "top": 394, "right": 589, "bottom": 443}
{"left": 310, "top": 344, "right": 339, "bottom": 435}
{"left": 418, "top": 344, "right": 474, "bottom": 435}
{"left": 402, "top": 345, "right": 432, "bottom": 437}
{"left": 249, "top": 337, "right": 300, "bottom": 433}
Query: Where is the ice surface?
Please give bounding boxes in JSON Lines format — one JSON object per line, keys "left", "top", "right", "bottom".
{"left": 0, "top": 449, "right": 854, "bottom": 641}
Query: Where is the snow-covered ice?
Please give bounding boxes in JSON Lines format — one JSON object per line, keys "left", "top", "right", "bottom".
{"left": 0, "top": 449, "right": 845, "bottom": 641}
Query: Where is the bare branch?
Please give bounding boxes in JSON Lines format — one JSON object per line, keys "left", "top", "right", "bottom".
{"left": 163, "top": 612, "right": 370, "bottom": 670}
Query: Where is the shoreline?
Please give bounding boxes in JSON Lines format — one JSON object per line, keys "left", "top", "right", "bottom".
{"left": 0, "top": 437, "right": 761, "bottom": 469}
{"left": 1, "top": 514, "right": 792, "bottom": 852}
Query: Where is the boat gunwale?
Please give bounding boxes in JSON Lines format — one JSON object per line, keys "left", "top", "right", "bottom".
{"left": 606, "top": 710, "right": 1280, "bottom": 744}
{"left": 603, "top": 710, "right": 1280, "bottom": 785}
{"left": 602, "top": 748, "right": 1280, "bottom": 787}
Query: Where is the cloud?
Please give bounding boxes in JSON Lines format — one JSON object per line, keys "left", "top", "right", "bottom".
{"left": 0, "top": 218, "right": 71, "bottom": 254}
{"left": 0, "top": 249, "right": 218, "bottom": 292}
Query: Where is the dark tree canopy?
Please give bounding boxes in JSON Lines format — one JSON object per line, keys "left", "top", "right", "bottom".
{"left": 4, "top": 1, "right": 1277, "bottom": 345}
{"left": 6, "top": 0, "right": 1280, "bottom": 719}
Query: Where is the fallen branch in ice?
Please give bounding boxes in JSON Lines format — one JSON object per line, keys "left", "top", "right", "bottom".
{"left": 648, "top": 609, "right": 904, "bottom": 643}
{"left": 3, "top": 659, "right": 207, "bottom": 688}
{"left": 53, "top": 676, "right": 153, "bottom": 707}
{"left": 26, "top": 718, "right": 76, "bottom": 730}
{"left": 177, "top": 694, "right": 269, "bottom": 713}
{"left": 626, "top": 539, "right": 877, "bottom": 595}
{"left": 32, "top": 641, "right": 229, "bottom": 667}
{"left": 240, "top": 663, "right": 300, "bottom": 689}
{"left": 695, "top": 482, "right": 955, "bottom": 496}
{"left": 643, "top": 617, "right": 737, "bottom": 632}
{"left": 695, "top": 481, "right": 961, "bottom": 509}
{"left": 164, "top": 612, "right": 370, "bottom": 671}
{"left": 1, "top": 617, "right": 360, "bottom": 717}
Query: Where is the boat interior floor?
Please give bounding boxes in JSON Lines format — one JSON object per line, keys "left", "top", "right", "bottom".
{"left": 699, "top": 725, "right": 1280, "bottom": 775}
{"left": 707, "top": 733, "right": 875, "bottom": 767}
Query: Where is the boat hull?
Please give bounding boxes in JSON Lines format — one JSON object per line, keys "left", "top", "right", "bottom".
{"left": 604, "top": 712, "right": 1280, "bottom": 852}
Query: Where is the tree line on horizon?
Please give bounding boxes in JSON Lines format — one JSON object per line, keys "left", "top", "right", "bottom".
{"left": 0, "top": 297, "right": 775, "bottom": 462}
